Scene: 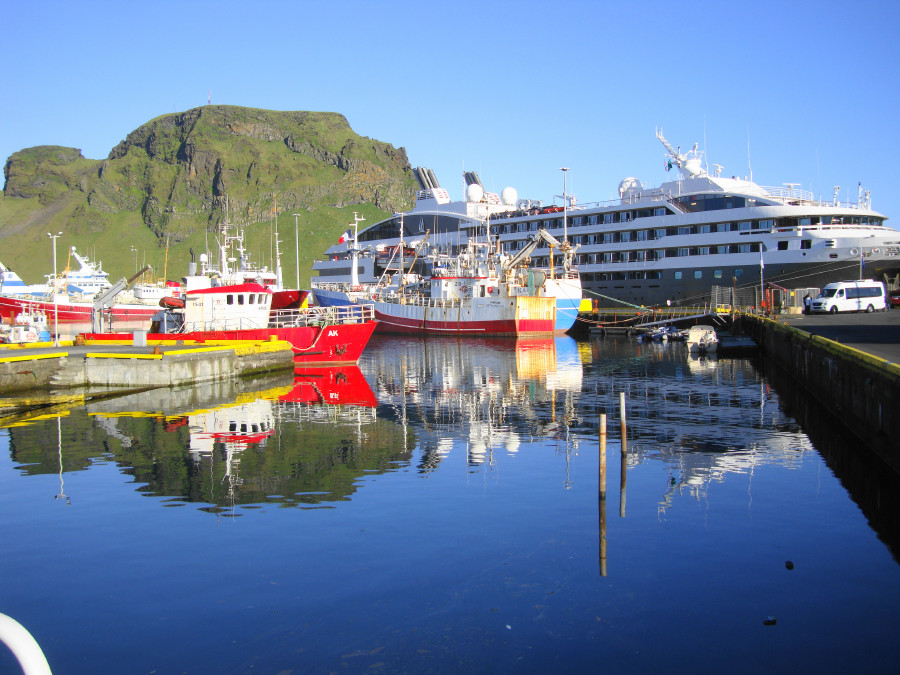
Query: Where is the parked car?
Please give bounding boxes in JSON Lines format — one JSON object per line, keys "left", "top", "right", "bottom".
{"left": 809, "top": 280, "right": 887, "bottom": 313}
{"left": 889, "top": 289, "right": 900, "bottom": 309}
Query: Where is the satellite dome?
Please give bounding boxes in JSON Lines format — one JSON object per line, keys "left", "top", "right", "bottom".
{"left": 618, "top": 177, "right": 644, "bottom": 197}
{"left": 466, "top": 183, "right": 484, "bottom": 202}
{"left": 500, "top": 187, "right": 518, "bottom": 205}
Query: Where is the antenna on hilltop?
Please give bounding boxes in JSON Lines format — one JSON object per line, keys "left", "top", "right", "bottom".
{"left": 207, "top": 89, "right": 211, "bottom": 106}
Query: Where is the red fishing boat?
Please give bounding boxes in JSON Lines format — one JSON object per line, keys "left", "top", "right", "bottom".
{"left": 80, "top": 281, "right": 377, "bottom": 365}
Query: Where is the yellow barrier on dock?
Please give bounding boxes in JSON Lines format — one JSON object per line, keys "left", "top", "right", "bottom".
{"left": 0, "top": 352, "right": 68, "bottom": 364}
{"left": 81, "top": 339, "right": 294, "bottom": 360}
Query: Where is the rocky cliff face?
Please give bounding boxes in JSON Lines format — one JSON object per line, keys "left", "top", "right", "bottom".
{"left": 2, "top": 106, "right": 417, "bottom": 243}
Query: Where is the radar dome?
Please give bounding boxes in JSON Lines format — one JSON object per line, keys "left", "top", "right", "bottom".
{"left": 500, "top": 187, "right": 518, "bottom": 205}
{"left": 618, "top": 177, "right": 644, "bottom": 197}
{"left": 466, "top": 183, "right": 484, "bottom": 202}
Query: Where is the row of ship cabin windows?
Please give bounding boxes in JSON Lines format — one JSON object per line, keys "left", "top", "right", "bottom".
{"left": 493, "top": 208, "right": 670, "bottom": 233}
{"left": 581, "top": 269, "right": 751, "bottom": 282}
{"left": 523, "top": 239, "right": 810, "bottom": 265}
{"left": 494, "top": 213, "right": 883, "bottom": 237}
{"left": 499, "top": 218, "right": 778, "bottom": 239}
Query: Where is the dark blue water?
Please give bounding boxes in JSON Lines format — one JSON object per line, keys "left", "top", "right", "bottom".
{"left": 1, "top": 334, "right": 898, "bottom": 674}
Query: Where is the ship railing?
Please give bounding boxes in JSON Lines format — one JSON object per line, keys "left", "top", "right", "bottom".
{"left": 269, "top": 303, "right": 375, "bottom": 328}
{"left": 310, "top": 281, "right": 368, "bottom": 293}
{"left": 378, "top": 293, "right": 461, "bottom": 309}
{"left": 180, "top": 316, "right": 270, "bottom": 332}
{"left": 278, "top": 405, "right": 378, "bottom": 425}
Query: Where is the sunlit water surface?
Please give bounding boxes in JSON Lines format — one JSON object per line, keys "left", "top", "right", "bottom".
{"left": 1, "top": 334, "right": 898, "bottom": 674}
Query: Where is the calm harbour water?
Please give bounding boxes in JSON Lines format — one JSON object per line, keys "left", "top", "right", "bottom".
{"left": 1, "top": 334, "right": 898, "bottom": 674}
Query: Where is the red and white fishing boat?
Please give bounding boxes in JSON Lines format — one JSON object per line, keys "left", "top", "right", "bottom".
{"left": 0, "top": 248, "right": 166, "bottom": 325}
{"left": 332, "top": 238, "right": 558, "bottom": 336}
{"left": 80, "top": 277, "right": 377, "bottom": 365}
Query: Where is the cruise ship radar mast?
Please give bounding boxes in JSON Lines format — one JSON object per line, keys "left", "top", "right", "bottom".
{"left": 656, "top": 129, "right": 706, "bottom": 179}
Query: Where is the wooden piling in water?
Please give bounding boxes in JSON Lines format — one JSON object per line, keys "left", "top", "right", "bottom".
{"left": 599, "top": 413, "right": 607, "bottom": 576}
{"left": 619, "top": 392, "right": 627, "bottom": 517}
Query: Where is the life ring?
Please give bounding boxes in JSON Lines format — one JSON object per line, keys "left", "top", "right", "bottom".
{"left": 872, "top": 247, "right": 881, "bottom": 255}
{"left": 487, "top": 287, "right": 494, "bottom": 295}
{"left": 24, "top": 330, "right": 37, "bottom": 343}
{"left": 849, "top": 248, "right": 859, "bottom": 256}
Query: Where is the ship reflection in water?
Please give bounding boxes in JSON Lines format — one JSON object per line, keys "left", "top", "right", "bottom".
{"left": 361, "top": 335, "right": 584, "bottom": 474}
{"left": 2, "top": 333, "right": 899, "bottom": 674}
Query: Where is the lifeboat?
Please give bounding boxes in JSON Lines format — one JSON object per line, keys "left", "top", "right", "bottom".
{"left": 159, "top": 296, "right": 185, "bottom": 309}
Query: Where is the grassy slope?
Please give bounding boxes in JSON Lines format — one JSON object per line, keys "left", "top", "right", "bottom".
{"left": 0, "top": 107, "right": 414, "bottom": 285}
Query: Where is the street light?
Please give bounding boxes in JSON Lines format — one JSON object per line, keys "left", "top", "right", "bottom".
{"left": 130, "top": 246, "right": 138, "bottom": 273}
{"left": 292, "top": 214, "right": 301, "bottom": 289}
{"left": 559, "top": 167, "right": 570, "bottom": 243}
{"left": 759, "top": 243, "right": 766, "bottom": 314}
{"left": 47, "top": 231, "right": 62, "bottom": 346}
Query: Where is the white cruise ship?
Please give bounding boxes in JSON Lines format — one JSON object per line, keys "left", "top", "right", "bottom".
{"left": 313, "top": 130, "right": 899, "bottom": 310}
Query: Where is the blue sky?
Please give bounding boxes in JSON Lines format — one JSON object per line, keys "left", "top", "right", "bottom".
{"left": 4, "top": 0, "right": 899, "bottom": 221}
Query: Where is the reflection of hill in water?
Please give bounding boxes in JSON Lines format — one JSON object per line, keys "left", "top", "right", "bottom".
{"left": 360, "top": 335, "right": 584, "bottom": 471}
{"left": 8, "top": 369, "right": 410, "bottom": 512}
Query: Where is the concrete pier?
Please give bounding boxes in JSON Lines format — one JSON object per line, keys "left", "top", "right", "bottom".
{"left": 0, "top": 339, "right": 295, "bottom": 417}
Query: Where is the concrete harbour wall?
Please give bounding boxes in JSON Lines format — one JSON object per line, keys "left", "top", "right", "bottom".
{"left": 0, "top": 341, "right": 295, "bottom": 393}
{"left": 744, "top": 315, "right": 900, "bottom": 473}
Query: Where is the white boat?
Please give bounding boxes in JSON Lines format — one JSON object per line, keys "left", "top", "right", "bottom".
{"left": 686, "top": 325, "right": 719, "bottom": 353}
{"left": 312, "top": 174, "right": 584, "bottom": 333}
{"left": 316, "top": 130, "right": 900, "bottom": 311}
{"left": 0, "top": 247, "right": 164, "bottom": 327}
{"left": 325, "top": 235, "right": 559, "bottom": 336}
{"left": 0, "top": 307, "right": 52, "bottom": 344}
{"left": 0, "top": 247, "right": 112, "bottom": 298}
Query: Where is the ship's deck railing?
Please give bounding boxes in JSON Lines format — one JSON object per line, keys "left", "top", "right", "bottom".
{"left": 177, "top": 305, "right": 375, "bottom": 332}
{"left": 311, "top": 282, "right": 375, "bottom": 293}
{"left": 180, "top": 316, "right": 269, "bottom": 332}
{"left": 269, "top": 303, "right": 375, "bottom": 328}
{"left": 378, "top": 293, "right": 462, "bottom": 309}
{"left": 501, "top": 184, "right": 873, "bottom": 214}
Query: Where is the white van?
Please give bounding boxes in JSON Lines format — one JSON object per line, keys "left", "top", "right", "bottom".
{"left": 810, "top": 280, "right": 886, "bottom": 313}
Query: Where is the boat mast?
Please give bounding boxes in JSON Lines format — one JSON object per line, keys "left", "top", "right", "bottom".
{"left": 399, "top": 212, "right": 405, "bottom": 291}
{"left": 559, "top": 167, "right": 570, "bottom": 245}
{"left": 350, "top": 212, "right": 365, "bottom": 288}
{"left": 273, "top": 194, "right": 283, "bottom": 290}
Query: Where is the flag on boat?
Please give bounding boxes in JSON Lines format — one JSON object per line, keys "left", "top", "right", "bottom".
{"left": 338, "top": 229, "right": 352, "bottom": 244}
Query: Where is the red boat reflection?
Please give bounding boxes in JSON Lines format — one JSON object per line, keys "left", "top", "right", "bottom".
{"left": 283, "top": 365, "right": 378, "bottom": 407}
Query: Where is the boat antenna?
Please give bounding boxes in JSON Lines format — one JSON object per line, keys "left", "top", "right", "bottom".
{"left": 272, "top": 193, "right": 283, "bottom": 289}
{"left": 747, "top": 123, "right": 753, "bottom": 182}
{"left": 703, "top": 117, "right": 709, "bottom": 176}
{"left": 559, "top": 167, "right": 570, "bottom": 244}
{"left": 350, "top": 212, "right": 365, "bottom": 288}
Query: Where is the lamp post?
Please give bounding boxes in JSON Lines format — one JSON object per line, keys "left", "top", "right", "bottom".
{"left": 292, "top": 214, "right": 301, "bottom": 289}
{"left": 130, "top": 246, "right": 138, "bottom": 273}
{"left": 559, "top": 167, "right": 570, "bottom": 243}
{"left": 759, "top": 243, "right": 766, "bottom": 314}
{"left": 47, "top": 232, "right": 62, "bottom": 346}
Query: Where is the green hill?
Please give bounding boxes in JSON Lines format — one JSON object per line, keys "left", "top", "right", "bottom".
{"left": 0, "top": 105, "right": 418, "bottom": 287}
